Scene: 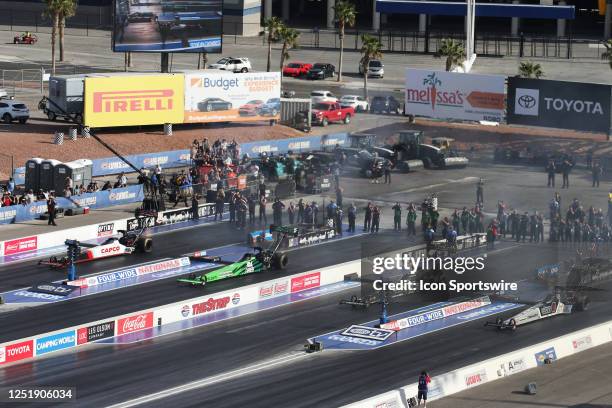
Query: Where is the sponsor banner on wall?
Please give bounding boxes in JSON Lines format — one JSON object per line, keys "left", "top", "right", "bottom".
{"left": 507, "top": 77, "right": 612, "bottom": 133}
{"left": 184, "top": 71, "right": 281, "bottom": 123}
{"left": 77, "top": 321, "right": 116, "bottom": 345}
{"left": 286, "top": 227, "right": 336, "bottom": 249}
{"left": 241, "top": 133, "right": 349, "bottom": 157}
{"left": 0, "top": 340, "right": 34, "bottom": 364}
{"left": 535, "top": 346, "right": 557, "bottom": 366}
{"left": 290, "top": 272, "right": 321, "bottom": 293}
{"left": 4, "top": 236, "right": 37, "bottom": 255}
{"left": 405, "top": 69, "right": 505, "bottom": 122}
{"left": 117, "top": 312, "right": 154, "bottom": 335}
{"left": 36, "top": 330, "right": 76, "bottom": 355}
{"left": 125, "top": 203, "right": 216, "bottom": 232}
{"left": 465, "top": 368, "right": 488, "bottom": 388}
{"left": 84, "top": 75, "right": 185, "bottom": 127}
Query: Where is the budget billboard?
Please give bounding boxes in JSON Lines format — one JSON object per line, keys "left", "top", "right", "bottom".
{"left": 113, "top": 0, "right": 222, "bottom": 53}
{"left": 184, "top": 71, "right": 282, "bottom": 123}
{"left": 405, "top": 69, "right": 505, "bottom": 122}
{"left": 84, "top": 74, "right": 184, "bottom": 128}
{"left": 507, "top": 77, "right": 612, "bottom": 133}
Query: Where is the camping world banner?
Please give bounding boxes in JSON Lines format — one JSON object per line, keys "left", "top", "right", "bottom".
{"left": 405, "top": 69, "right": 505, "bottom": 122}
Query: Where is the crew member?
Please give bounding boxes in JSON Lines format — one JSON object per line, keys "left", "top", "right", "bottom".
{"left": 406, "top": 205, "right": 417, "bottom": 236}
{"left": 561, "top": 158, "right": 572, "bottom": 188}
{"left": 347, "top": 203, "right": 356, "bottom": 233}
{"left": 229, "top": 191, "right": 236, "bottom": 224}
{"left": 297, "top": 198, "right": 305, "bottom": 223}
{"left": 248, "top": 195, "right": 256, "bottom": 225}
{"left": 288, "top": 202, "right": 296, "bottom": 225}
{"left": 336, "top": 208, "right": 343, "bottom": 235}
{"left": 592, "top": 160, "right": 602, "bottom": 188}
{"left": 417, "top": 371, "right": 431, "bottom": 407}
{"left": 476, "top": 178, "right": 484, "bottom": 205}
{"left": 371, "top": 206, "right": 380, "bottom": 233}
{"left": 47, "top": 194, "right": 57, "bottom": 226}
{"left": 191, "top": 194, "right": 199, "bottom": 220}
{"left": 392, "top": 202, "right": 402, "bottom": 232}
{"left": 384, "top": 162, "right": 392, "bottom": 184}
{"left": 272, "top": 199, "right": 285, "bottom": 226}
{"left": 259, "top": 195, "right": 267, "bottom": 224}
{"left": 363, "top": 202, "right": 373, "bottom": 232}
{"left": 546, "top": 160, "right": 556, "bottom": 187}
{"left": 214, "top": 190, "right": 224, "bottom": 221}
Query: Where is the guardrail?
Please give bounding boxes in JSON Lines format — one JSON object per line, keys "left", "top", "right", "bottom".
{"left": 0, "top": 260, "right": 359, "bottom": 366}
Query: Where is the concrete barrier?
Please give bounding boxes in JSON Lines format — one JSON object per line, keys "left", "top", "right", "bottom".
{"left": 342, "top": 320, "right": 612, "bottom": 408}
{"left": 0, "top": 259, "right": 360, "bottom": 366}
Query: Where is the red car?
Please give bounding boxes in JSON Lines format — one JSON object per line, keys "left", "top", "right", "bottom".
{"left": 238, "top": 100, "right": 264, "bottom": 116}
{"left": 283, "top": 62, "right": 313, "bottom": 77}
{"left": 311, "top": 102, "right": 355, "bottom": 126}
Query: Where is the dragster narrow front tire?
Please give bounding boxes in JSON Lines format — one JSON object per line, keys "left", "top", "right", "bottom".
{"left": 273, "top": 252, "right": 288, "bottom": 270}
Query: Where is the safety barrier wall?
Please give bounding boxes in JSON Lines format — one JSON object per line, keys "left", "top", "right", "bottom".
{"left": 0, "top": 260, "right": 360, "bottom": 365}
{"left": 235, "top": 132, "right": 350, "bottom": 157}
{"left": 0, "top": 185, "right": 144, "bottom": 225}
{"left": 342, "top": 320, "right": 612, "bottom": 408}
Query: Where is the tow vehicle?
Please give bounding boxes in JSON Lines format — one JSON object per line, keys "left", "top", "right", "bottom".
{"left": 177, "top": 225, "right": 299, "bottom": 286}
{"left": 39, "top": 226, "right": 152, "bottom": 269}
{"left": 485, "top": 288, "right": 589, "bottom": 330}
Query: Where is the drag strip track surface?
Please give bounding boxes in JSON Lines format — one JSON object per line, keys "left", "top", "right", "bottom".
{"left": 0, "top": 230, "right": 408, "bottom": 343}
{"left": 2, "top": 243, "right": 608, "bottom": 408}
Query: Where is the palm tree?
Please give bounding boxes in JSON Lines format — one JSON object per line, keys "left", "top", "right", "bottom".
{"left": 278, "top": 26, "right": 299, "bottom": 84}
{"left": 518, "top": 60, "right": 544, "bottom": 78}
{"left": 58, "top": 0, "right": 77, "bottom": 62}
{"left": 263, "top": 17, "right": 283, "bottom": 72}
{"left": 435, "top": 38, "right": 466, "bottom": 71}
{"left": 601, "top": 39, "right": 612, "bottom": 69}
{"left": 333, "top": 0, "right": 357, "bottom": 82}
{"left": 359, "top": 33, "right": 382, "bottom": 100}
{"left": 43, "top": 0, "right": 62, "bottom": 74}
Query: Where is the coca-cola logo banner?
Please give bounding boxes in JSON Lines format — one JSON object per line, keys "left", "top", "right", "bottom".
{"left": 117, "top": 312, "right": 154, "bottom": 335}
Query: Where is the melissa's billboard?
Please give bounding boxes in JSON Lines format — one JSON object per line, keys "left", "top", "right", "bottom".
{"left": 405, "top": 69, "right": 505, "bottom": 122}
{"left": 184, "top": 71, "right": 281, "bottom": 124}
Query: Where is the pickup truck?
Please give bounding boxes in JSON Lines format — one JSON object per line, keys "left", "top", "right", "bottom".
{"left": 310, "top": 102, "right": 355, "bottom": 126}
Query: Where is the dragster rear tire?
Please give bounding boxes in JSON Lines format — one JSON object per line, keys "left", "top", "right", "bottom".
{"left": 273, "top": 252, "right": 288, "bottom": 270}
{"left": 137, "top": 238, "right": 153, "bottom": 253}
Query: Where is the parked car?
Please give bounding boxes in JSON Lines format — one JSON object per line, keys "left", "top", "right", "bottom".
{"left": 370, "top": 95, "right": 402, "bottom": 114}
{"left": 310, "top": 90, "right": 338, "bottom": 103}
{"left": 283, "top": 62, "right": 313, "bottom": 77}
{"left": 310, "top": 102, "right": 355, "bottom": 126}
{"left": 306, "top": 63, "right": 336, "bottom": 80}
{"left": 339, "top": 95, "right": 369, "bottom": 112}
{"left": 359, "top": 59, "right": 384, "bottom": 78}
{"left": 197, "top": 98, "right": 232, "bottom": 112}
{"left": 238, "top": 100, "right": 264, "bottom": 116}
{"left": 208, "top": 57, "right": 252, "bottom": 73}
{"left": 259, "top": 98, "right": 281, "bottom": 116}
{"left": 0, "top": 99, "right": 29, "bottom": 124}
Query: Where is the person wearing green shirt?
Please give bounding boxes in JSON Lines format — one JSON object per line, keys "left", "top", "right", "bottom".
{"left": 406, "top": 206, "right": 417, "bottom": 236}
{"left": 392, "top": 202, "right": 402, "bottom": 231}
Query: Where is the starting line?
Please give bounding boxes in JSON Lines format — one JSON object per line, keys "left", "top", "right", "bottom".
{"left": 310, "top": 301, "right": 523, "bottom": 350}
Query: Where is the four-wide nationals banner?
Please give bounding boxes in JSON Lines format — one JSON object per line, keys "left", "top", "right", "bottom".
{"left": 84, "top": 74, "right": 185, "bottom": 128}
{"left": 113, "top": 0, "right": 222, "bottom": 53}
{"left": 507, "top": 77, "right": 612, "bottom": 133}
{"left": 184, "top": 71, "right": 281, "bottom": 123}
{"left": 405, "top": 69, "right": 505, "bottom": 122}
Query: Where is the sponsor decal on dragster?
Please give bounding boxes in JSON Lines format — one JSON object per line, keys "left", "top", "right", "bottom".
{"left": 77, "top": 321, "right": 116, "bottom": 345}
{"left": 117, "top": 312, "right": 154, "bottom": 336}
{"left": 465, "top": 368, "right": 488, "bottom": 388}
{"left": 0, "top": 340, "right": 34, "bottom": 364}
{"left": 535, "top": 347, "right": 557, "bottom": 366}
{"left": 381, "top": 297, "right": 491, "bottom": 331}
{"left": 4, "top": 236, "right": 37, "bottom": 256}
{"left": 290, "top": 272, "right": 321, "bottom": 293}
{"left": 36, "top": 330, "right": 76, "bottom": 355}
{"left": 70, "top": 257, "right": 191, "bottom": 288}
{"left": 340, "top": 325, "right": 394, "bottom": 342}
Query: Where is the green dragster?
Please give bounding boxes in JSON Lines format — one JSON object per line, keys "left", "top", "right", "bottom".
{"left": 177, "top": 225, "right": 298, "bottom": 286}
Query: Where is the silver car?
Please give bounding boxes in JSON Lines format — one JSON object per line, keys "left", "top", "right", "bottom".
{"left": 359, "top": 60, "right": 384, "bottom": 78}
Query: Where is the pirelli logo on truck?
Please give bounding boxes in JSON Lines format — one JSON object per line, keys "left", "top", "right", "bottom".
{"left": 84, "top": 75, "right": 184, "bottom": 128}
{"left": 92, "top": 89, "right": 175, "bottom": 113}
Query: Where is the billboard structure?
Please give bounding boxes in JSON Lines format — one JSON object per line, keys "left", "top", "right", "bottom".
{"left": 184, "top": 71, "right": 281, "bottom": 123}
{"left": 113, "top": 0, "right": 222, "bottom": 53}
{"left": 507, "top": 77, "right": 612, "bottom": 133}
{"left": 405, "top": 69, "right": 505, "bottom": 122}
{"left": 84, "top": 74, "right": 184, "bottom": 128}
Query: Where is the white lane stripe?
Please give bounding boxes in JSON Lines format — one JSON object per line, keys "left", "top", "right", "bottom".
{"left": 105, "top": 353, "right": 308, "bottom": 408}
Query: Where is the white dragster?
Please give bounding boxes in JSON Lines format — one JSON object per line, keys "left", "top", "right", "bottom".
{"left": 485, "top": 291, "right": 589, "bottom": 330}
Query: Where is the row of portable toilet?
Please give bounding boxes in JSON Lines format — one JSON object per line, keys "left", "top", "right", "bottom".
{"left": 25, "top": 158, "right": 93, "bottom": 193}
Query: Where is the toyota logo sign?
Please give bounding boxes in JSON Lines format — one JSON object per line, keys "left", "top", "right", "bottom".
{"left": 518, "top": 94, "right": 536, "bottom": 109}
